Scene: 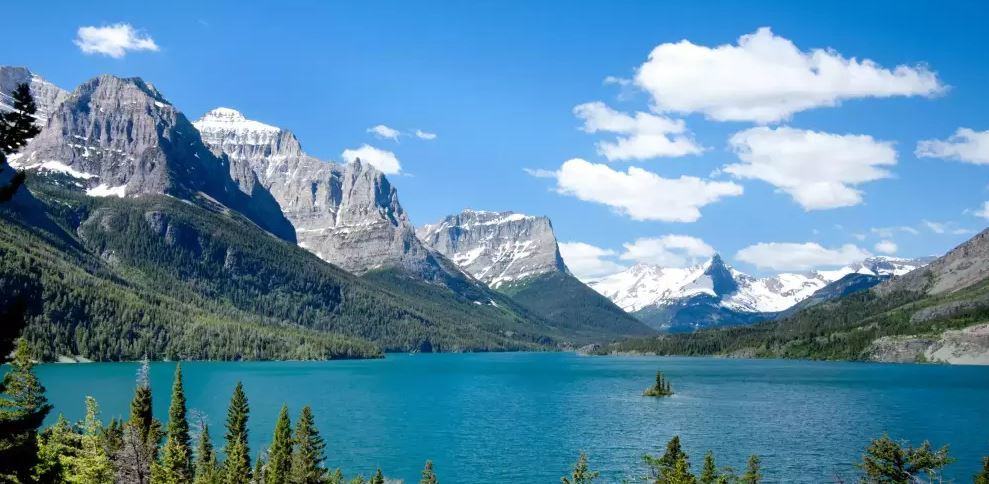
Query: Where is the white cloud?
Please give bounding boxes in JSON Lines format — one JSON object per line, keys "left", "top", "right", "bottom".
{"left": 619, "top": 235, "right": 715, "bottom": 267}
{"left": 735, "top": 242, "right": 871, "bottom": 271}
{"left": 974, "top": 202, "right": 989, "bottom": 220}
{"left": 916, "top": 128, "right": 989, "bottom": 165}
{"left": 725, "top": 126, "right": 896, "bottom": 210}
{"left": 558, "top": 242, "right": 625, "bottom": 280}
{"left": 341, "top": 144, "right": 401, "bottom": 175}
{"left": 545, "top": 158, "right": 743, "bottom": 222}
{"left": 874, "top": 240, "right": 898, "bottom": 255}
{"left": 367, "top": 124, "right": 401, "bottom": 141}
{"left": 634, "top": 27, "right": 943, "bottom": 123}
{"left": 74, "top": 24, "right": 159, "bottom": 58}
{"left": 573, "top": 102, "right": 703, "bottom": 160}
{"left": 414, "top": 129, "right": 437, "bottom": 140}
{"left": 870, "top": 225, "right": 919, "bottom": 238}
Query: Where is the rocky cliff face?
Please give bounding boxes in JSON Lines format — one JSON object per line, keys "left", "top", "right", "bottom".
{"left": 193, "top": 108, "right": 459, "bottom": 279}
{"left": 13, "top": 75, "right": 294, "bottom": 241}
{"left": 0, "top": 66, "right": 68, "bottom": 125}
{"left": 417, "top": 210, "right": 568, "bottom": 287}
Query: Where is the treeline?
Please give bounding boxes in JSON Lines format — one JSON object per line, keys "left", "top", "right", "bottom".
{"left": 597, "top": 278, "right": 989, "bottom": 361}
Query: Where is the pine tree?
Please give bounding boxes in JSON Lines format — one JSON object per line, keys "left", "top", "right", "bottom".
{"left": 740, "top": 455, "right": 761, "bottom": 484}
{"left": 115, "top": 359, "right": 159, "bottom": 484}
{"left": 665, "top": 454, "right": 697, "bottom": 484}
{"left": 644, "top": 435, "right": 689, "bottom": 483}
{"left": 130, "top": 359, "right": 157, "bottom": 445}
{"left": 251, "top": 452, "right": 266, "bottom": 484}
{"left": 561, "top": 452, "right": 596, "bottom": 484}
{"left": 65, "top": 396, "right": 114, "bottom": 484}
{"left": 291, "top": 405, "right": 328, "bottom": 484}
{"left": 370, "top": 468, "right": 385, "bottom": 484}
{"left": 699, "top": 451, "right": 717, "bottom": 484}
{"left": 421, "top": 460, "right": 439, "bottom": 484}
{"left": 859, "top": 435, "right": 952, "bottom": 483}
{"left": 975, "top": 455, "right": 989, "bottom": 484}
{"left": 223, "top": 382, "right": 252, "bottom": 484}
{"left": 0, "top": 339, "right": 52, "bottom": 482}
{"left": 0, "top": 83, "right": 41, "bottom": 201}
{"left": 328, "top": 468, "right": 345, "bottom": 484}
{"left": 161, "top": 364, "right": 193, "bottom": 483}
{"left": 266, "top": 405, "right": 293, "bottom": 484}
{"left": 194, "top": 420, "right": 219, "bottom": 484}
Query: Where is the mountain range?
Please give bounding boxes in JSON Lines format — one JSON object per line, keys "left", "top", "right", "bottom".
{"left": 0, "top": 66, "right": 652, "bottom": 361}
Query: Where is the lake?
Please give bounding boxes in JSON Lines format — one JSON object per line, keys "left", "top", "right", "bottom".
{"left": 33, "top": 353, "right": 989, "bottom": 483}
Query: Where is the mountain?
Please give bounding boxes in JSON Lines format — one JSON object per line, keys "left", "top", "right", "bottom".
{"left": 0, "top": 66, "right": 67, "bottom": 124}
{"left": 588, "top": 254, "right": 930, "bottom": 332}
{"left": 192, "top": 108, "right": 482, "bottom": 287}
{"left": 10, "top": 74, "right": 296, "bottom": 241}
{"left": 597, "top": 230, "right": 989, "bottom": 364}
{"left": 418, "top": 209, "right": 654, "bottom": 339}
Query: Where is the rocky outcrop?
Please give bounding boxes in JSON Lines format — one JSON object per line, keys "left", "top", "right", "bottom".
{"left": 193, "top": 108, "right": 462, "bottom": 280}
{"left": 0, "top": 66, "right": 68, "bottom": 124}
{"left": 866, "top": 324, "right": 989, "bottom": 365}
{"left": 877, "top": 229, "right": 989, "bottom": 296}
{"left": 417, "top": 209, "right": 568, "bottom": 287}
{"left": 13, "top": 75, "right": 295, "bottom": 241}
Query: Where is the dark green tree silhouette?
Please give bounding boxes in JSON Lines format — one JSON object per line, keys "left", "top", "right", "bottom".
{"left": 193, "top": 420, "right": 219, "bottom": 484}
{"left": 290, "top": 405, "right": 328, "bottom": 484}
{"left": 0, "top": 83, "right": 41, "bottom": 201}
{"left": 265, "top": 405, "right": 293, "bottom": 484}
{"left": 223, "top": 382, "right": 252, "bottom": 484}
{"left": 859, "top": 435, "right": 952, "bottom": 483}
{"left": 741, "top": 455, "right": 761, "bottom": 484}
{"left": 160, "top": 364, "right": 193, "bottom": 483}
{"left": 0, "top": 339, "right": 52, "bottom": 482}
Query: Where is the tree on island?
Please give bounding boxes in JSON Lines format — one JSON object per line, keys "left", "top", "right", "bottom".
{"left": 644, "top": 371, "right": 674, "bottom": 397}
{"left": 421, "top": 460, "right": 439, "bottom": 484}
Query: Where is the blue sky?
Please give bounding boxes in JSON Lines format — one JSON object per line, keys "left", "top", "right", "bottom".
{"left": 3, "top": 0, "right": 988, "bottom": 277}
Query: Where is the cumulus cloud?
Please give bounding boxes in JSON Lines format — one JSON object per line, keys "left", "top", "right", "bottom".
{"left": 558, "top": 242, "right": 625, "bottom": 280}
{"left": 573, "top": 102, "right": 703, "bottom": 160}
{"left": 735, "top": 242, "right": 871, "bottom": 271}
{"left": 414, "top": 129, "right": 437, "bottom": 140}
{"left": 916, "top": 128, "right": 989, "bottom": 165}
{"left": 725, "top": 126, "right": 896, "bottom": 210}
{"left": 619, "top": 235, "right": 715, "bottom": 267}
{"left": 341, "top": 144, "right": 401, "bottom": 174}
{"left": 542, "top": 158, "right": 743, "bottom": 222}
{"left": 75, "top": 23, "right": 159, "bottom": 58}
{"left": 633, "top": 27, "right": 943, "bottom": 123}
{"left": 367, "top": 124, "right": 401, "bottom": 141}
{"left": 874, "top": 240, "right": 898, "bottom": 255}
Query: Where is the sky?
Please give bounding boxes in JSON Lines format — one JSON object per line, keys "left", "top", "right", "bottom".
{"left": 3, "top": 0, "right": 988, "bottom": 278}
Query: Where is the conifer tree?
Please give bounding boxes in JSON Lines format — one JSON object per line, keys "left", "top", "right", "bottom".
{"left": 0, "top": 83, "right": 41, "bottom": 201}
{"left": 421, "top": 459, "right": 439, "bottom": 484}
{"left": 561, "top": 452, "right": 596, "bottom": 484}
{"left": 740, "top": 455, "right": 761, "bottom": 484}
{"left": 975, "top": 455, "right": 989, "bottom": 484}
{"left": 291, "top": 405, "right": 328, "bottom": 484}
{"left": 69, "top": 396, "right": 114, "bottom": 484}
{"left": 859, "top": 435, "right": 952, "bottom": 483}
{"left": 115, "top": 359, "right": 159, "bottom": 484}
{"left": 645, "top": 435, "right": 688, "bottom": 481}
{"left": 130, "top": 359, "right": 156, "bottom": 445}
{"left": 370, "top": 468, "right": 385, "bottom": 484}
{"left": 329, "top": 468, "right": 345, "bottom": 484}
{"left": 0, "top": 339, "right": 52, "bottom": 482}
{"left": 35, "top": 414, "right": 75, "bottom": 483}
{"left": 194, "top": 420, "right": 219, "bottom": 484}
{"left": 699, "top": 451, "right": 717, "bottom": 484}
{"left": 266, "top": 405, "right": 293, "bottom": 484}
{"left": 223, "top": 382, "right": 252, "bottom": 484}
{"left": 666, "top": 454, "right": 697, "bottom": 484}
{"left": 252, "top": 452, "right": 266, "bottom": 484}
{"left": 161, "top": 364, "right": 193, "bottom": 483}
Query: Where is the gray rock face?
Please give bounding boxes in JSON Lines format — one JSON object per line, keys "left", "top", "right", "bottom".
{"left": 416, "top": 209, "right": 568, "bottom": 287}
{"left": 0, "top": 66, "right": 68, "bottom": 125}
{"left": 193, "top": 108, "right": 456, "bottom": 278}
{"left": 14, "top": 75, "right": 294, "bottom": 241}
{"left": 866, "top": 324, "right": 989, "bottom": 365}
{"left": 878, "top": 228, "right": 989, "bottom": 296}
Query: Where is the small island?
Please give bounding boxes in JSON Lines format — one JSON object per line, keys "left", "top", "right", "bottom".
{"left": 643, "top": 370, "right": 674, "bottom": 397}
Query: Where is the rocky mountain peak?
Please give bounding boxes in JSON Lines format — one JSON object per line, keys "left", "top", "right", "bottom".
{"left": 0, "top": 66, "right": 68, "bottom": 125}
{"left": 417, "top": 209, "right": 568, "bottom": 287}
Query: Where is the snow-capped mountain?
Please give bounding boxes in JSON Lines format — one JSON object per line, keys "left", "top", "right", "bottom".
{"left": 0, "top": 66, "right": 68, "bottom": 125}
{"left": 587, "top": 254, "right": 931, "bottom": 331}
{"left": 193, "top": 107, "right": 472, "bottom": 285}
{"left": 416, "top": 209, "right": 568, "bottom": 287}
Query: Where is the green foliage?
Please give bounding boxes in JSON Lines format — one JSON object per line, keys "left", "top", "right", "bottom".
{"left": 265, "top": 405, "right": 293, "bottom": 484}
{"left": 644, "top": 436, "right": 690, "bottom": 483}
{"left": 223, "top": 382, "right": 252, "bottom": 484}
{"left": 498, "top": 271, "right": 654, "bottom": 341}
{"left": 740, "top": 455, "right": 760, "bottom": 484}
{"left": 859, "top": 435, "right": 952, "bottom": 483}
{"left": 643, "top": 371, "right": 674, "bottom": 397}
{"left": 975, "top": 455, "right": 989, "bottom": 484}
{"left": 0, "top": 339, "right": 52, "bottom": 482}
{"left": 53, "top": 397, "right": 115, "bottom": 484}
{"left": 699, "top": 451, "right": 718, "bottom": 484}
{"left": 193, "top": 421, "right": 220, "bottom": 484}
{"left": 561, "top": 452, "right": 597, "bottom": 484}
{"left": 160, "top": 364, "right": 193, "bottom": 483}
{"left": 291, "top": 405, "right": 328, "bottom": 484}
{"left": 0, "top": 83, "right": 40, "bottom": 202}
{"left": 370, "top": 468, "right": 385, "bottom": 484}
{"left": 600, "top": 277, "right": 989, "bottom": 361}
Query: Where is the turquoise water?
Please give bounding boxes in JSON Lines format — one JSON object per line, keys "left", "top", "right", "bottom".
{"left": 34, "top": 353, "right": 989, "bottom": 483}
